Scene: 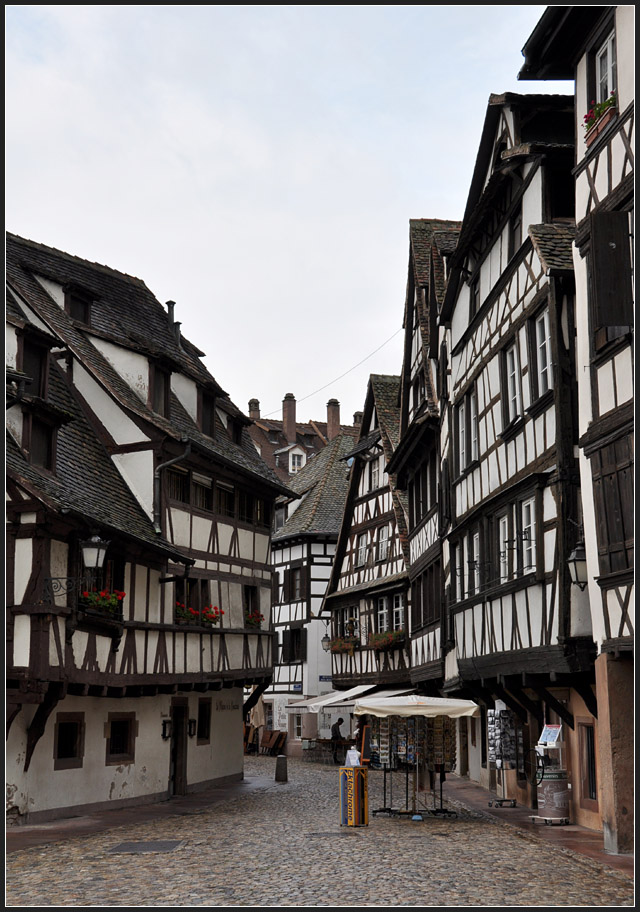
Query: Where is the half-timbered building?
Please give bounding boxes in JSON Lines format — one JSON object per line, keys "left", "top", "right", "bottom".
{"left": 6, "top": 233, "right": 291, "bottom": 822}
{"left": 323, "top": 375, "right": 411, "bottom": 692}
{"left": 437, "top": 92, "right": 601, "bottom": 816}
{"left": 268, "top": 431, "right": 358, "bottom": 746}
{"left": 386, "top": 219, "right": 461, "bottom": 695}
{"left": 519, "top": 2, "right": 634, "bottom": 855}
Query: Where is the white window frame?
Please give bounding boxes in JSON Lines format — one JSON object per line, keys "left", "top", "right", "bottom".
{"left": 505, "top": 342, "right": 522, "bottom": 424}
{"left": 377, "top": 596, "right": 389, "bottom": 632}
{"left": 457, "top": 401, "right": 467, "bottom": 471}
{"left": 370, "top": 458, "right": 380, "bottom": 491}
{"left": 521, "top": 497, "right": 536, "bottom": 572}
{"left": 470, "top": 530, "right": 480, "bottom": 595}
{"left": 392, "top": 593, "right": 404, "bottom": 630}
{"left": 499, "top": 514, "right": 510, "bottom": 583}
{"left": 355, "top": 533, "right": 368, "bottom": 568}
{"left": 535, "top": 309, "right": 553, "bottom": 396}
{"left": 376, "top": 526, "right": 389, "bottom": 562}
{"left": 290, "top": 452, "right": 304, "bottom": 474}
{"left": 452, "top": 542, "right": 463, "bottom": 602}
{"left": 596, "top": 30, "right": 616, "bottom": 103}
{"left": 470, "top": 389, "right": 479, "bottom": 462}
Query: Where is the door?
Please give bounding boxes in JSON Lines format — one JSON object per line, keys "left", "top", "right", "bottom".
{"left": 170, "top": 703, "right": 188, "bottom": 796}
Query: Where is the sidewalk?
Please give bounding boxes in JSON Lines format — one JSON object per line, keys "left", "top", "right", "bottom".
{"left": 443, "top": 774, "right": 634, "bottom": 879}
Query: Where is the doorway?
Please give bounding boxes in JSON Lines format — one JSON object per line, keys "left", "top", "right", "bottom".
{"left": 169, "top": 701, "right": 188, "bottom": 796}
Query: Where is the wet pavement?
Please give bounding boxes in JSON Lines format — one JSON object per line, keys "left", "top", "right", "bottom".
{"left": 5, "top": 756, "right": 634, "bottom": 907}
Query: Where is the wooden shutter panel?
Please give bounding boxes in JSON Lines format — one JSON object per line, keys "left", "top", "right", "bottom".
{"left": 591, "top": 211, "right": 633, "bottom": 327}
{"left": 271, "top": 572, "right": 280, "bottom": 605}
{"left": 300, "top": 628, "right": 308, "bottom": 662}
{"left": 281, "top": 629, "right": 291, "bottom": 664}
{"left": 283, "top": 569, "right": 291, "bottom": 603}
{"left": 300, "top": 565, "right": 309, "bottom": 600}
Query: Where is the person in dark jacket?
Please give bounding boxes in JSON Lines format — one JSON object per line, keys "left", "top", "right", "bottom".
{"left": 331, "top": 718, "right": 344, "bottom": 764}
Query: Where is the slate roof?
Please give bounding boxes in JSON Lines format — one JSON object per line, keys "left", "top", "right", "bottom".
{"left": 272, "top": 433, "right": 356, "bottom": 541}
{"left": 6, "top": 362, "right": 185, "bottom": 561}
{"left": 528, "top": 222, "right": 576, "bottom": 273}
{"left": 6, "top": 233, "right": 289, "bottom": 495}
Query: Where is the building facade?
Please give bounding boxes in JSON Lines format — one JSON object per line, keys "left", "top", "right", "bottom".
{"left": 6, "top": 234, "right": 289, "bottom": 821}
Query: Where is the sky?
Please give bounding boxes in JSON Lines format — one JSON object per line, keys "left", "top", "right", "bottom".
{"left": 5, "top": 5, "right": 572, "bottom": 426}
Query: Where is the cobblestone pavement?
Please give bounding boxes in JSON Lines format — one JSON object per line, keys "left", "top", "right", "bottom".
{"left": 6, "top": 757, "right": 634, "bottom": 907}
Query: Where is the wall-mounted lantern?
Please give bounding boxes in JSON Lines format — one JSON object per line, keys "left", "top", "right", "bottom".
{"left": 188, "top": 719, "right": 197, "bottom": 738}
{"left": 161, "top": 719, "right": 172, "bottom": 740}
{"left": 568, "top": 539, "right": 588, "bottom": 590}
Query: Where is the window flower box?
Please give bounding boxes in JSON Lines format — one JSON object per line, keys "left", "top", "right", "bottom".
{"left": 79, "top": 589, "right": 125, "bottom": 620}
{"left": 584, "top": 92, "right": 617, "bottom": 147}
{"left": 245, "top": 610, "right": 265, "bottom": 629}
{"left": 368, "top": 629, "right": 406, "bottom": 651}
{"left": 175, "top": 602, "right": 223, "bottom": 626}
{"left": 329, "top": 636, "right": 360, "bottom": 654}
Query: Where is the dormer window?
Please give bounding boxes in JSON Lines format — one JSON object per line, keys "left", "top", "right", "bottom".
{"left": 23, "top": 412, "right": 55, "bottom": 470}
{"left": 150, "top": 364, "right": 170, "bottom": 417}
{"left": 64, "top": 287, "right": 92, "bottom": 325}
{"left": 290, "top": 452, "right": 304, "bottom": 474}
{"left": 200, "top": 391, "right": 216, "bottom": 438}
{"left": 20, "top": 337, "right": 48, "bottom": 398}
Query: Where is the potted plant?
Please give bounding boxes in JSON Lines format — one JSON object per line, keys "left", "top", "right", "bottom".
{"left": 79, "top": 589, "right": 125, "bottom": 618}
{"left": 583, "top": 91, "right": 617, "bottom": 146}
{"left": 245, "top": 609, "right": 265, "bottom": 629}
{"left": 329, "top": 635, "right": 360, "bottom": 655}
{"left": 368, "top": 629, "right": 406, "bottom": 651}
{"left": 201, "top": 604, "right": 223, "bottom": 626}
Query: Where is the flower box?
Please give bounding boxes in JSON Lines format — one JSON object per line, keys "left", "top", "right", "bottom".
{"left": 245, "top": 610, "right": 265, "bottom": 629}
{"left": 78, "top": 589, "right": 125, "bottom": 620}
{"left": 368, "top": 630, "right": 406, "bottom": 651}
{"left": 583, "top": 93, "right": 617, "bottom": 148}
{"left": 329, "top": 636, "right": 360, "bottom": 654}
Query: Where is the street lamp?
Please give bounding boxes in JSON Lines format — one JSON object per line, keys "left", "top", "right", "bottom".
{"left": 321, "top": 631, "right": 331, "bottom": 652}
{"left": 567, "top": 539, "right": 588, "bottom": 590}
{"left": 79, "top": 534, "right": 110, "bottom": 571}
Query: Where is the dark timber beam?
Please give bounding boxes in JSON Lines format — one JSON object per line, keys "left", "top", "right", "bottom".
{"left": 24, "top": 683, "right": 66, "bottom": 772}
{"left": 499, "top": 676, "right": 544, "bottom": 724}
{"left": 491, "top": 683, "right": 529, "bottom": 725}
{"left": 531, "top": 686, "right": 575, "bottom": 730}
{"left": 573, "top": 680, "right": 598, "bottom": 719}
{"left": 464, "top": 680, "right": 496, "bottom": 708}
{"left": 243, "top": 681, "right": 270, "bottom": 716}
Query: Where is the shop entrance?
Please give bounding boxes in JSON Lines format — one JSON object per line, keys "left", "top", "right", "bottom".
{"left": 170, "top": 701, "right": 188, "bottom": 796}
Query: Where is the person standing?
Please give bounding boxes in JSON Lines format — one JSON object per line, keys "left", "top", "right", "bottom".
{"left": 331, "top": 717, "right": 344, "bottom": 764}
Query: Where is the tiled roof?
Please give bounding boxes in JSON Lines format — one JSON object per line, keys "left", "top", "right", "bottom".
{"left": 370, "top": 374, "right": 402, "bottom": 454}
{"left": 6, "top": 233, "right": 289, "bottom": 495}
{"left": 248, "top": 417, "right": 357, "bottom": 485}
{"left": 528, "top": 222, "right": 576, "bottom": 273}
{"left": 409, "top": 219, "right": 460, "bottom": 289}
{"left": 272, "top": 433, "right": 356, "bottom": 540}
{"left": 6, "top": 363, "right": 184, "bottom": 560}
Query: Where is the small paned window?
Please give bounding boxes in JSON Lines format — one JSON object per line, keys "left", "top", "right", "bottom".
{"left": 521, "top": 498, "right": 536, "bottom": 572}
{"left": 376, "top": 526, "right": 389, "bottom": 562}
{"left": 596, "top": 31, "right": 616, "bottom": 103}
{"left": 238, "top": 490, "right": 255, "bottom": 523}
{"left": 168, "top": 469, "right": 190, "bottom": 503}
{"left": 370, "top": 458, "right": 380, "bottom": 491}
{"left": 470, "top": 390, "right": 479, "bottom": 462}
{"left": 256, "top": 498, "right": 271, "bottom": 529}
{"left": 65, "top": 289, "right": 92, "bottom": 324}
{"left": 456, "top": 401, "right": 466, "bottom": 472}
{"left": 355, "top": 533, "right": 368, "bottom": 568}
{"left": 504, "top": 342, "right": 522, "bottom": 425}
{"left": 216, "top": 482, "right": 236, "bottom": 517}
{"left": 22, "top": 339, "right": 47, "bottom": 398}
{"left": 192, "top": 474, "right": 213, "bottom": 511}
{"left": 498, "top": 514, "right": 511, "bottom": 583}
{"left": 291, "top": 453, "right": 304, "bottom": 474}
{"left": 54, "top": 713, "right": 85, "bottom": 770}
{"left": 392, "top": 593, "right": 404, "bottom": 630}
{"left": 579, "top": 721, "right": 598, "bottom": 811}
{"left": 105, "top": 713, "right": 136, "bottom": 765}
{"left": 377, "top": 596, "right": 389, "bottom": 632}
{"left": 533, "top": 309, "right": 553, "bottom": 398}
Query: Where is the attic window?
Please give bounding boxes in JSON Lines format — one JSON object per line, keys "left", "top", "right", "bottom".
{"left": 150, "top": 364, "right": 170, "bottom": 417}
{"left": 29, "top": 415, "right": 54, "bottom": 470}
{"left": 200, "top": 392, "right": 216, "bottom": 438}
{"left": 64, "top": 288, "right": 92, "bottom": 325}
{"left": 21, "top": 338, "right": 48, "bottom": 398}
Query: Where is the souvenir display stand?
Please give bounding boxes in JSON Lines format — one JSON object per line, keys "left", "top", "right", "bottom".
{"left": 353, "top": 694, "right": 480, "bottom": 819}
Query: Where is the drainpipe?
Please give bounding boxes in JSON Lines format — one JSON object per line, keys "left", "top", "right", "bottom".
{"left": 153, "top": 438, "right": 191, "bottom": 534}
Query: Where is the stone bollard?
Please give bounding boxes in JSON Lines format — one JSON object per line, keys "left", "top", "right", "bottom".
{"left": 275, "top": 754, "right": 288, "bottom": 783}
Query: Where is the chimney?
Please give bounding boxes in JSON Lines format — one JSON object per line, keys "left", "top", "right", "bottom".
{"left": 283, "top": 393, "right": 296, "bottom": 443}
{"left": 248, "top": 398, "right": 260, "bottom": 420}
{"left": 353, "top": 411, "right": 363, "bottom": 427}
{"left": 166, "top": 300, "right": 181, "bottom": 346}
{"left": 327, "top": 398, "right": 340, "bottom": 440}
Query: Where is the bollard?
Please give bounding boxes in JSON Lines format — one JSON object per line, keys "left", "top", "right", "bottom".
{"left": 275, "top": 754, "right": 288, "bottom": 783}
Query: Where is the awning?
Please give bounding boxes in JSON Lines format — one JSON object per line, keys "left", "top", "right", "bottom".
{"left": 353, "top": 693, "right": 480, "bottom": 719}
{"left": 286, "top": 684, "right": 413, "bottom": 714}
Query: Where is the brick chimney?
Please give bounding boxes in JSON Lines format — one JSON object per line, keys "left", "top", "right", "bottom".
{"left": 353, "top": 411, "right": 363, "bottom": 427}
{"left": 283, "top": 393, "right": 296, "bottom": 443}
{"left": 327, "top": 398, "right": 340, "bottom": 440}
{"left": 248, "top": 398, "right": 260, "bottom": 420}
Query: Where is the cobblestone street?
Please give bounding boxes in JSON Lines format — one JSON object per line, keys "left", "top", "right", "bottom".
{"left": 6, "top": 756, "right": 634, "bottom": 907}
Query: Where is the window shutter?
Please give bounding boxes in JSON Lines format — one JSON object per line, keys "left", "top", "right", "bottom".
{"left": 271, "top": 572, "right": 280, "bottom": 605}
{"left": 283, "top": 569, "right": 291, "bottom": 603}
{"left": 281, "top": 629, "right": 291, "bottom": 664}
{"left": 591, "top": 211, "right": 633, "bottom": 327}
{"left": 300, "top": 628, "right": 308, "bottom": 662}
{"left": 300, "top": 565, "right": 309, "bottom": 600}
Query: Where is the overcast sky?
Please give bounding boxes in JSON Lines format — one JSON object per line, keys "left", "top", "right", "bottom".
{"left": 6, "top": 5, "right": 571, "bottom": 425}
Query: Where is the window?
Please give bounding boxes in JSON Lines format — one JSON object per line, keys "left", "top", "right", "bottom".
{"left": 192, "top": 474, "right": 213, "bottom": 511}
{"left": 369, "top": 458, "right": 380, "bottom": 491}
{"left": 377, "top": 596, "right": 389, "bottom": 632}
{"left": 243, "top": 584, "right": 259, "bottom": 622}
{"left": 105, "top": 713, "right": 137, "bottom": 764}
{"left": 579, "top": 721, "right": 598, "bottom": 811}
{"left": 470, "top": 276, "right": 480, "bottom": 319}
{"left": 590, "top": 211, "right": 634, "bottom": 350}
{"left": 238, "top": 490, "right": 254, "bottom": 523}
{"left": 412, "top": 561, "right": 440, "bottom": 627}
{"left": 392, "top": 593, "right": 404, "bottom": 630}
{"left": 376, "top": 526, "right": 389, "bottom": 562}
{"left": 456, "top": 387, "right": 478, "bottom": 474}
{"left": 290, "top": 452, "right": 304, "bottom": 474}
{"left": 521, "top": 498, "right": 536, "bottom": 572}
{"left": 504, "top": 342, "right": 522, "bottom": 425}
{"left": 281, "top": 625, "right": 307, "bottom": 663}
{"left": 176, "top": 578, "right": 210, "bottom": 616}
{"left": 197, "top": 699, "right": 212, "bottom": 743}
{"left": 151, "top": 365, "right": 170, "bottom": 417}
{"left": 355, "top": 533, "right": 368, "bottom": 568}
{"left": 274, "top": 505, "right": 286, "bottom": 531}
{"left": 65, "top": 288, "right": 92, "bottom": 324}
{"left": 451, "top": 542, "right": 463, "bottom": 602}
{"left": 255, "top": 498, "right": 271, "bottom": 529}
{"left": 596, "top": 30, "right": 616, "bottom": 103}
{"left": 54, "top": 713, "right": 85, "bottom": 770}
{"left": 216, "top": 482, "right": 235, "bottom": 517}
{"left": 168, "top": 469, "right": 190, "bottom": 503}
{"left": 532, "top": 309, "right": 553, "bottom": 398}
{"left": 590, "top": 433, "right": 634, "bottom": 574}
{"left": 468, "top": 530, "right": 481, "bottom": 596}
{"left": 469, "top": 390, "right": 479, "bottom": 462}
{"left": 498, "top": 513, "right": 511, "bottom": 583}
{"left": 29, "top": 415, "right": 54, "bottom": 469}
{"left": 292, "top": 567, "right": 302, "bottom": 601}
{"left": 456, "top": 401, "right": 466, "bottom": 472}
{"left": 336, "top": 606, "right": 359, "bottom": 638}
{"left": 22, "top": 338, "right": 48, "bottom": 398}
{"left": 293, "top": 714, "right": 303, "bottom": 739}
{"left": 200, "top": 392, "right": 216, "bottom": 438}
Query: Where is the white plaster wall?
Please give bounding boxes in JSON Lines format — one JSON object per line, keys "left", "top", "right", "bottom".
{"left": 522, "top": 169, "right": 543, "bottom": 234}
{"left": 6, "top": 323, "right": 18, "bottom": 367}
{"left": 237, "top": 528, "right": 253, "bottom": 560}
{"left": 90, "top": 337, "right": 150, "bottom": 404}
{"left": 74, "top": 362, "right": 148, "bottom": 446}
{"left": 616, "top": 6, "right": 634, "bottom": 114}
{"left": 13, "top": 538, "right": 32, "bottom": 605}
{"left": 613, "top": 347, "right": 633, "bottom": 406}
{"left": 12, "top": 614, "right": 31, "bottom": 668}
{"left": 6, "top": 405, "right": 23, "bottom": 445}
{"left": 112, "top": 450, "right": 155, "bottom": 520}
{"left": 169, "top": 507, "right": 191, "bottom": 548}
{"left": 171, "top": 372, "right": 198, "bottom": 421}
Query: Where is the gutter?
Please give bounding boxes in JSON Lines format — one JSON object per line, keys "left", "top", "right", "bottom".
{"left": 153, "top": 438, "right": 191, "bottom": 534}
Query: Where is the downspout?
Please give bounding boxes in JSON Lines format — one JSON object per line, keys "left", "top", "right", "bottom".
{"left": 153, "top": 438, "right": 191, "bottom": 534}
